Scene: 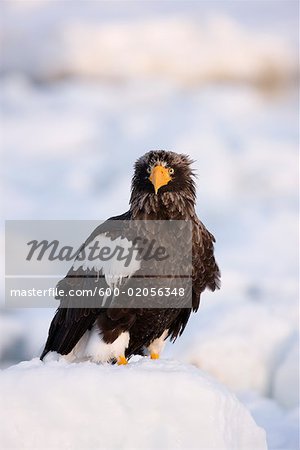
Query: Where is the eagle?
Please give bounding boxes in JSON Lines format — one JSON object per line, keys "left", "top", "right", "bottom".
{"left": 41, "top": 150, "right": 220, "bottom": 364}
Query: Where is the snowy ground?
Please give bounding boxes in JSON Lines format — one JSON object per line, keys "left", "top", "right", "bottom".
{"left": 0, "top": 1, "right": 299, "bottom": 449}
{"left": 0, "top": 358, "right": 267, "bottom": 450}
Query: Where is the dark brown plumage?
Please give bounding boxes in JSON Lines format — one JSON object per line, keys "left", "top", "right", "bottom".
{"left": 41, "top": 150, "right": 220, "bottom": 363}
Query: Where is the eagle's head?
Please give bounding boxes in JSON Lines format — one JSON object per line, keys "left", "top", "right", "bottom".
{"left": 130, "top": 150, "right": 196, "bottom": 204}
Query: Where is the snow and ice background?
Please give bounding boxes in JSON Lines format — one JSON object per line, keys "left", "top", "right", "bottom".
{"left": 0, "top": 1, "right": 298, "bottom": 449}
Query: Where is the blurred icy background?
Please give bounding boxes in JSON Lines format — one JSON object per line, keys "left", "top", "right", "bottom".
{"left": 0, "top": 1, "right": 298, "bottom": 448}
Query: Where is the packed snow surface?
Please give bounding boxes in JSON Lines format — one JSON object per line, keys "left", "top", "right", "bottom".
{"left": 0, "top": 358, "right": 267, "bottom": 450}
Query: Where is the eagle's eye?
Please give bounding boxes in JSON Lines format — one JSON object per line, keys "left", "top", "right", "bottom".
{"left": 168, "top": 167, "right": 174, "bottom": 175}
{"left": 146, "top": 167, "right": 152, "bottom": 174}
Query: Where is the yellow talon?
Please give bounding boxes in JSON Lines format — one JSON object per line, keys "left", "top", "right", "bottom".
{"left": 117, "top": 355, "right": 128, "bottom": 365}
{"left": 150, "top": 353, "right": 159, "bottom": 360}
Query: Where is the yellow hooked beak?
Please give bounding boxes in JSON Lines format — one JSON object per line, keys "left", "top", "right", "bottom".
{"left": 149, "top": 165, "right": 172, "bottom": 195}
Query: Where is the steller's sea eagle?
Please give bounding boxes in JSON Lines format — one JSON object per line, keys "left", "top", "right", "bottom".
{"left": 41, "top": 150, "right": 220, "bottom": 364}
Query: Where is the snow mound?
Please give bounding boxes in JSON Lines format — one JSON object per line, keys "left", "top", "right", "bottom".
{"left": 0, "top": 358, "right": 267, "bottom": 450}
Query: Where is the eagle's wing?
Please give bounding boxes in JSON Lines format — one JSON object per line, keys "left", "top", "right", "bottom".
{"left": 168, "top": 218, "right": 220, "bottom": 341}
{"left": 40, "top": 211, "right": 139, "bottom": 359}
{"left": 191, "top": 218, "right": 221, "bottom": 310}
